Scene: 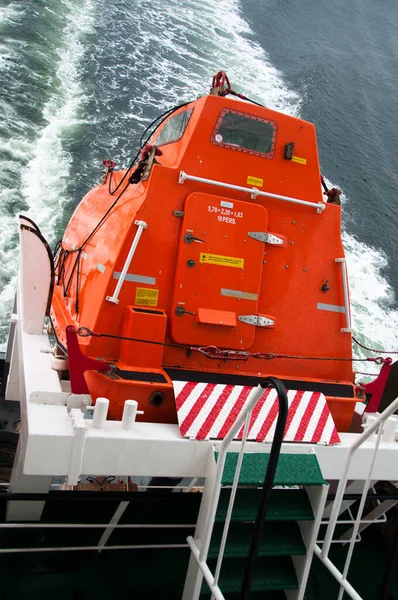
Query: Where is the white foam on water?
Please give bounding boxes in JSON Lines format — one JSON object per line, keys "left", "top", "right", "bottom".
{"left": 319, "top": 178, "right": 398, "bottom": 378}
{"left": 0, "top": 0, "right": 95, "bottom": 347}
{"left": 124, "top": 0, "right": 299, "bottom": 113}
{"left": 20, "top": 0, "right": 95, "bottom": 236}
{"left": 1, "top": 0, "right": 397, "bottom": 372}
{"left": 0, "top": 2, "right": 19, "bottom": 24}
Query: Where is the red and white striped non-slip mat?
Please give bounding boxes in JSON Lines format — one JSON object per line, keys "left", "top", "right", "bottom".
{"left": 173, "top": 381, "right": 340, "bottom": 445}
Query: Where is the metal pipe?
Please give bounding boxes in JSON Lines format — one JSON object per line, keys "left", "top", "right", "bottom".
{"left": 322, "top": 393, "right": 398, "bottom": 559}
{"left": 198, "top": 385, "right": 265, "bottom": 563}
{"left": 337, "top": 424, "right": 384, "bottom": 600}
{"left": 0, "top": 543, "right": 189, "bottom": 554}
{"left": 187, "top": 537, "right": 226, "bottom": 600}
{"left": 92, "top": 397, "right": 109, "bottom": 429}
{"left": 211, "top": 409, "right": 252, "bottom": 599}
{"left": 0, "top": 523, "right": 196, "bottom": 529}
{"left": 240, "top": 377, "right": 289, "bottom": 600}
{"left": 106, "top": 220, "right": 147, "bottom": 304}
{"left": 314, "top": 545, "right": 363, "bottom": 600}
{"left": 121, "top": 400, "right": 141, "bottom": 430}
{"left": 179, "top": 171, "right": 325, "bottom": 212}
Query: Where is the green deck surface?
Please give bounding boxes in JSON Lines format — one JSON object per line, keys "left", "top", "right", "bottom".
{"left": 201, "top": 556, "right": 298, "bottom": 595}
{"left": 217, "top": 488, "right": 314, "bottom": 522}
{"left": 208, "top": 521, "right": 306, "bottom": 558}
{"left": 220, "top": 452, "right": 326, "bottom": 486}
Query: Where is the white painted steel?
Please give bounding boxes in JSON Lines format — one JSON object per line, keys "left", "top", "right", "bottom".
{"left": 322, "top": 394, "right": 398, "bottom": 558}
{"left": 6, "top": 438, "right": 52, "bottom": 522}
{"left": 291, "top": 484, "right": 329, "bottom": 600}
{"left": 182, "top": 386, "right": 266, "bottom": 600}
{"left": 314, "top": 545, "right": 363, "bottom": 600}
{"left": 182, "top": 451, "right": 218, "bottom": 600}
{"left": 19, "top": 221, "right": 52, "bottom": 334}
{"left": 211, "top": 410, "right": 252, "bottom": 600}
{"left": 121, "top": 400, "right": 144, "bottom": 430}
{"left": 339, "top": 499, "right": 396, "bottom": 540}
{"left": 187, "top": 537, "right": 226, "bottom": 600}
{"left": 97, "top": 501, "right": 129, "bottom": 552}
{"left": 383, "top": 415, "right": 398, "bottom": 442}
{"left": 106, "top": 220, "right": 147, "bottom": 304}
{"left": 199, "top": 386, "right": 264, "bottom": 563}
{"left": 179, "top": 171, "right": 326, "bottom": 212}
{"left": 336, "top": 424, "right": 384, "bottom": 600}
{"left": 68, "top": 409, "right": 87, "bottom": 485}
{"left": 0, "top": 544, "right": 189, "bottom": 554}
{"left": 0, "top": 522, "right": 196, "bottom": 529}
{"left": 92, "top": 397, "right": 109, "bottom": 429}
{"left": 5, "top": 317, "right": 19, "bottom": 401}
{"left": 66, "top": 394, "right": 92, "bottom": 413}
{"left": 335, "top": 258, "right": 352, "bottom": 332}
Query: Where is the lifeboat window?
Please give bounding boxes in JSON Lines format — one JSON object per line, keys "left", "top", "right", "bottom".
{"left": 211, "top": 108, "right": 277, "bottom": 158}
{"left": 155, "top": 107, "right": 194, "bottom": 146}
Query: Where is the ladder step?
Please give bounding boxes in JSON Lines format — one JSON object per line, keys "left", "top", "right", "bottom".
{"left": 203, "top": 592, "right": 287, "bottom": 600}
{"left": 220, "top": 453, "right": 326, "bottom": 486}
{"left": 217, "top": 488, "right": 314, "bottom": 522}
{"left": 202, "top": 555, "right": 298, "bottom": 594}
{"left": 209, "top": 521, "right": 306, "bottom": 558}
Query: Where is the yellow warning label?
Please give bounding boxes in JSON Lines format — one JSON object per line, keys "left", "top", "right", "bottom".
{"left": 135, "top": 287, "right": 159, "bottom": 306}
{"left": 247, "top": 175, "right": 264, "bottom": 187}
{"left": 200, "top": 253, "right": 244, "bottom": 269}
{"left": 291, "top": 156, "right": 307, "bottom": 165}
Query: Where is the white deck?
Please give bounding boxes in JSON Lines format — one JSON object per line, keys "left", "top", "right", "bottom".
{"left": 6, "top": 313, "right": 398, "bottom": 485}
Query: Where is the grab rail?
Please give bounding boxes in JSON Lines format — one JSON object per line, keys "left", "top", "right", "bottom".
{"left": 179, "top": 171, "right": 326, "bottom": 213}
{"left": 335, "top": 257, "right": 352, "bottom": 332}
{"left": 319, "top": 393, "right": 398, "bottom": 600}
{"left": 185, "top": 378, "right": 288, "bottom": 600}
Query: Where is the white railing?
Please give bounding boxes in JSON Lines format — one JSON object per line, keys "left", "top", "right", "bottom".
{"left": 317, "top": 395, "right": 398, "bottom": 600}
{"left": 185, "top": 384, "right": 266, "bottom": 600}
{"left": 179, "top": 171, "right": 326, "bottom": 213}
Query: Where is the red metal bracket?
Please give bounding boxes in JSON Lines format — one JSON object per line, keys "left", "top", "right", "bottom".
{"left": 362, "top": 357, "right": 393, "bottom": 413}
{"left": 66, "top": 326, "right": 110, "bottom": 394}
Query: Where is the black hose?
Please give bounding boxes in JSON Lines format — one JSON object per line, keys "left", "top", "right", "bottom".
{"left": 240, "top": 377, "right": 289, "bottom": 600}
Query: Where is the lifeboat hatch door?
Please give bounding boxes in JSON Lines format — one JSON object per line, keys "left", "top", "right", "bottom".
{"left": 171, "top": 192, "right": 268, "bottom": 350}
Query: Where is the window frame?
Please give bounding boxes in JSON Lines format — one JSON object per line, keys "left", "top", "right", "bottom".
{"left": 155, "top": 107, "right": 194, "bottom": 147}
{"left": 211, "top": 108, "right": 277, "bottom": 159}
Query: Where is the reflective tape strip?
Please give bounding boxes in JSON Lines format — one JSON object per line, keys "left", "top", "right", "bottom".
{"left": 113, "top": 272, "right": 156, "bottom": 285}
{"left": 221, "top": 288, "right": 258, "bottom": 301}
{"left": 97, "top": 263, "right": 105, "bottom": 273}
{"left": 317, "top": 303, "right": 346, "bottom": 313}
{"left": 173, "top": 382, "right": 340, "bottom": 444}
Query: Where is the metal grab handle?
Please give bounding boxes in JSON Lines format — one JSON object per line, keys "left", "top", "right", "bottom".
{"left": 240, "top": 377, "right": 289, "bottom": 600}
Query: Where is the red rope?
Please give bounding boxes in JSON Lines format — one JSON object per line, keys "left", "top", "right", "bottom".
{"left": 352, "top": 335, "right": 398, "bottom": 355}
{"left": 75, "top": 328, "right": 389, "bottom": 365}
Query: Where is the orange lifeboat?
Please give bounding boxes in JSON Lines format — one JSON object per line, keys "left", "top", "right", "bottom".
{"left": 50, "top": 72, "right": 357, "bottom": 431}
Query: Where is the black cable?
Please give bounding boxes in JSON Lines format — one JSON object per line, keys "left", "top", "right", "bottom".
{"left": 107, "top": 100, "right": 193, "bottom": 196}
{"left": 240, "top": 377, "right": 289, "bottom": 600}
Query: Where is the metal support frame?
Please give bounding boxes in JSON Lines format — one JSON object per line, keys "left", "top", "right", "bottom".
{"left": 106, "top": 220, "right": 147, "bottom": 304}
{"left": 183, "top": 379, "right": 289, "bottom": 600}
{"left": 179, "top": 171, "right": 326, "bottom": 212}
{"left": 319, "top": 395, "right": 398, "bottom": 600}
{"left": 97, "top": 501, "right": 130, "bottom": 552}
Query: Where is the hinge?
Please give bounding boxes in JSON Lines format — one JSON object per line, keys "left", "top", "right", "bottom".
{"left": 238, "top": 315, "right": 275, "bottom": 327}
{"left": 248, "top": 232, "right": 284, "bottom": 245}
